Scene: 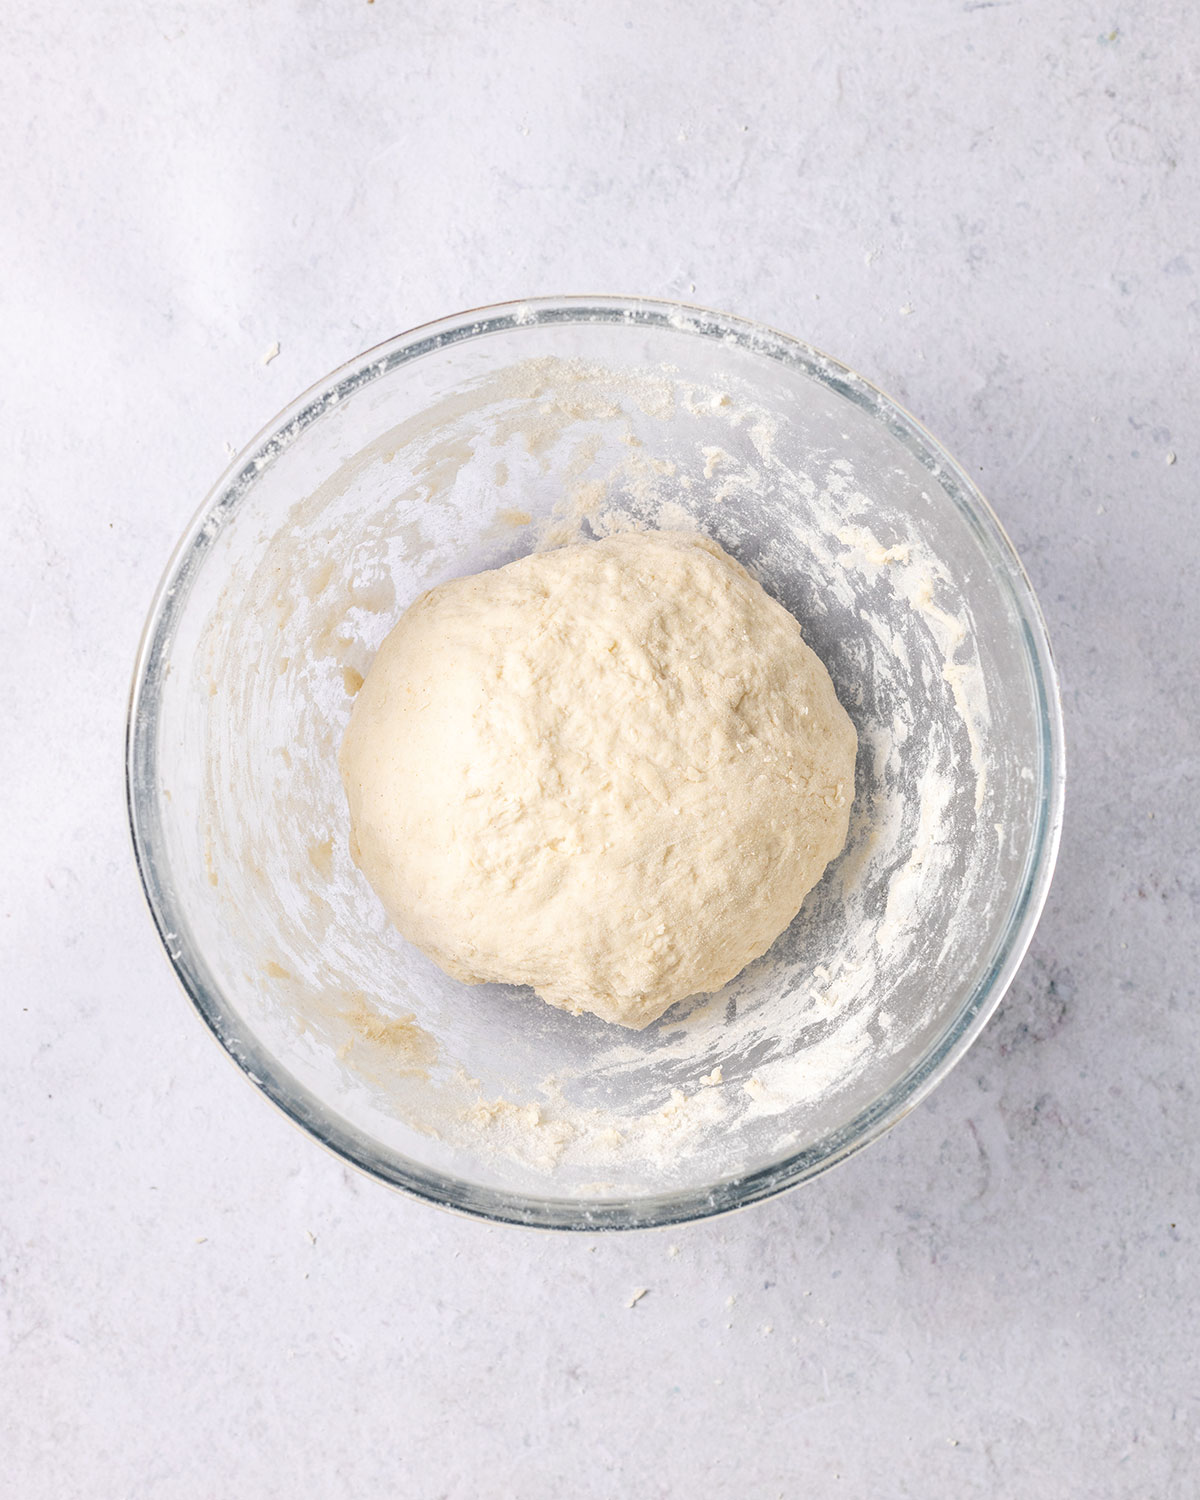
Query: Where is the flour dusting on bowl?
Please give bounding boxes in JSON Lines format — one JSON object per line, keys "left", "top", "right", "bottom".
{"left": 129, "top": 300, "right": 1062, "bottom": 1227}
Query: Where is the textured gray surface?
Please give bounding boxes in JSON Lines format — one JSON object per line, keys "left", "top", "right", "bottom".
{"left": 3, "top": 2, "right": 1198, "bottom": 1495}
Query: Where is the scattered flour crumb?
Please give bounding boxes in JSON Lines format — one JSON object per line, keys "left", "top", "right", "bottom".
{"left": 627, "top": 1287, "right": 649, "bottom": 1309}
{"left": 701, "top": 445, "right": 732, "bottom": 479}
{"left": 261, "top": 341, "right": 280, "bottom": 365}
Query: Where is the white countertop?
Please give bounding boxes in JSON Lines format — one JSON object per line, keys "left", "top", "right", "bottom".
{"left": 4, "top": 3, "right": 1198, "bottom": 1495}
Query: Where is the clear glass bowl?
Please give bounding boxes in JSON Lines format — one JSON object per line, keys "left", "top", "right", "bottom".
{"left": 127, "top": 296, "right": 1064, "bottom": 1229}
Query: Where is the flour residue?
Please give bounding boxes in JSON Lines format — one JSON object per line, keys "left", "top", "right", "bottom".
{"left": 189, "top": 346, "right": 1019, "bottom": 1202}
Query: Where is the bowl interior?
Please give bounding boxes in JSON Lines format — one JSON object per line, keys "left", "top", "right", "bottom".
{"left": 129, "top": 300, "right": 1061, "bottom": 1228}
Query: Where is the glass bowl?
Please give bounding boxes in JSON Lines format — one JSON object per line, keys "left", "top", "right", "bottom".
{"left": 127, "top": 296, "right": 1064, "bottom": 1230}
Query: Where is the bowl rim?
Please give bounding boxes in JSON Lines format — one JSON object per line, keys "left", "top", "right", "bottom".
{"left": 126, "top": 293, "right": 1066, "bottom": 1231}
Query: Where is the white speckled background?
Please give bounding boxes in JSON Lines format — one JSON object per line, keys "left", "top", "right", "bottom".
{"left": 3, "top": 2, "right": 1197, "bottom": 1494}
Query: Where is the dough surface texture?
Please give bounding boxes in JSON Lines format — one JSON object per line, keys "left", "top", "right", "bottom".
{"left": 340, "top": 530, "right": 857, "bottom": 1029}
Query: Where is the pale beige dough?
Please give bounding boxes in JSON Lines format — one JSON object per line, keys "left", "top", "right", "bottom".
{"left": 340, "top": 530, "right": 857, "bottom": 1029}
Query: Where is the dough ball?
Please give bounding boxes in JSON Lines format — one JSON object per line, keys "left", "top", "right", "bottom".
{"left": 340, "top": 530, "right": 857, "bottom": 1030}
